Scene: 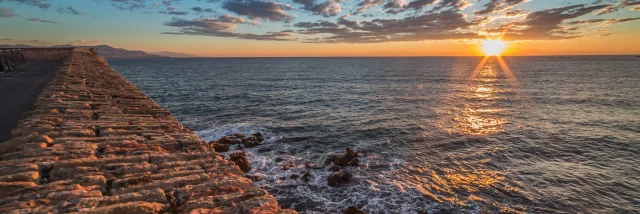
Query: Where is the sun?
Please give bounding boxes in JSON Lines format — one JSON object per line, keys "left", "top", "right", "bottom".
{"left": 481, "top": 39, "right": 507, "bottom": 56}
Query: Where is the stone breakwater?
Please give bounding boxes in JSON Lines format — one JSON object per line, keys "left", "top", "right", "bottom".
{"left": 0, "top": 48, "right": 296, "bottom": 214}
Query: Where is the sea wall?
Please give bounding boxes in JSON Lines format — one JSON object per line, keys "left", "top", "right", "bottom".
{"left": 0, "top": 48, "right": 295, "bottom": 213}
{"left": 21, "top": 48, "right": 75, "bottom": 61}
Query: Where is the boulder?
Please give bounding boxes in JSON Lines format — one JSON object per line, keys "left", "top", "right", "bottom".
{"left": 251, "top": 133, "right": 265, "bottom": 142}
{"left": 345, "top": 206, "right": 365, "bottom": 214}
{"left": 327, "top": 171, "right": 353, "bottom": 186}
{"left": 211, "top": 143, "right": 230, "bottom": 152}
{"left": 282, "top": 164, "right": 292, "bottom": 171}
{"left": 242, "top": 138, "right": 260, "bottom": 148}
{"left": 301, "top": 172, "right": 312, "bottom": 183}
{"left": 326, "top": 147, "right": 359, "bottom": 167}
{"left": 229, "top": 151, "right": 252, "bottom": 173}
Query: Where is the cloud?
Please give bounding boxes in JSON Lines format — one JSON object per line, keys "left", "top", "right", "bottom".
{"left": 353, "top": 0, "right": 435, "bottom": 14}
{"left": 163, "top": 15, "right": 296, "bottom": 41}
{"left": 69, "top": 40, "right": 99, "bottom": 46}
{"left": 296, "top": 10, "right": 481, "bottom": 43}
{"left": 567, "top": 17, "right": 640, "bottom": 25}
{"left": 475, "top": 0, "right": 527, "bottom": 15}
{"left": 352, "top": 0, "right": 384, "bottom": 14}
{"left": 293, "top": 0, "right": 342, "bottom": 17}
{"left": 0, "top": 0, "right": 51, "bottom": 10}
{"left": 57, "top": 6, "right": 84, "bottom": 15}
{"left": 499, "top": 4, "right": 610, "bottom": 40}
{"left": 160, "top": 10, "right": 189, "bottom": 15}
{"left": 191, "top": 6, "right": 216, "bottom": 13}
{"left": 0, "top": 7, "right": 19, "bottom": 18}
{"left": 433, "top": 0, "right": 471, "bottom": 11}
{"left": 110, "top": 0, "right": 146, "bottom": 11}
{"left": 28, "top": 17, "right": 58, "bottom": 24}
{"left": 222, "top": 0, "right": 294, "bottom": 22}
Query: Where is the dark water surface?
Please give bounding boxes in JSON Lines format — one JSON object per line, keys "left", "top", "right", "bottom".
{"left": 110, "top": 56, "right": 640, "bottom": 213}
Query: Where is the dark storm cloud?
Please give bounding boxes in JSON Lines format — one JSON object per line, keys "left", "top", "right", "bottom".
{"left": 57, "top": 6, "right": 84, "bottom": 15}
{"left": 28, "top": 17, "right": 58, "bottom": 24}
{"left": 0, "top": 7, "right": 19, "bottom": 18}
{"left": 163, "top": 15, "right": 296, "bottom": 41}
{"left": 499, "top": 4, "right": 611, "bottom": 40}
{"left": 475, "top": 0, "right": 526, "bottom": 15}
{"left": 0, "top": 0, "right": 51, "bottom": 9}
{"left": 222, "top": 0, "right": 294, "bottom": 22}
{"left": 296, "top": 10, "right": 481, "bottom": 43}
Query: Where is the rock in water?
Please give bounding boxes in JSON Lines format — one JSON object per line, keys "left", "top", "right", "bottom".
{"left": 218, "top": 136, "right": 241, "bottom": 145}
{"left": 209, "top": 142, "right": 230, "bottom": 152}
{"left": 326, "top": 147, "right": 360, "bottom": 167}
{"left": 282, "top": 164, "right": 292, "bottom": 170}
{"left": 251, "top": 133, "right": 265, "bottom": 142}
{"left": 229, "top": 151, "right": 252, "bottom": 173}
{"left": 242, "top": 137, "right": 260, "bottom": 148}
{"left": 328, "top": 171, "right": 353, "bottom": 186}
{"left": 345, "top": 207, "right": 365, "bottom": 214}
{"left": 301, "top": 171, "right": 312, "bottom": 183}
{"left": 245, "top": 175, "right": 263, "bottom": 182}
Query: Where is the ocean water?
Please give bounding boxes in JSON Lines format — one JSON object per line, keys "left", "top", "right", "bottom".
{"left": 110, "top": 56, "right": 640, "bottom": 213}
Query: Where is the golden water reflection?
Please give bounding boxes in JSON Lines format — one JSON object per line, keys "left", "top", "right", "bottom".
{"left": 446, "top": 57, "right": 511, "bottom": 136}
{"left": 405, "top": 56, "right": 527, "bottom": 212}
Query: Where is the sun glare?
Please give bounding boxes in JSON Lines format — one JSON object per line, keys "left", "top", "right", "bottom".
{"left": 481, "top": 40, "right": 506, "bottom": 56}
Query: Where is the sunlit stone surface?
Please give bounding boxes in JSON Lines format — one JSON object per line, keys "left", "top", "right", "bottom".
{"left": 0, "top": 48, "right": 295, "bottom": 213}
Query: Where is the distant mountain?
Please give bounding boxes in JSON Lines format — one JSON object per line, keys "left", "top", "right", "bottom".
{"left": 152, "top": 51, "right": 198, "bottom": 58}
{"left": 0, "top": 44, "right": 188, "bottom": 59}
{"left": 0, "top": 44, "right": 41, "bottom": 48}
{"left": 50, "top": 45, "right": 166, "bottom": 59}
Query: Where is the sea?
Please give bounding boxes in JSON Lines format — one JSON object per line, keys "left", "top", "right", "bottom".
{"left": 109, "top": 56, "right": 640, "bottom": 214}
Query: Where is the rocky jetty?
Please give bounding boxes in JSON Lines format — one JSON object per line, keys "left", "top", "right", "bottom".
{"left": 0, "top": 48, "right": 295, "bottom": 213}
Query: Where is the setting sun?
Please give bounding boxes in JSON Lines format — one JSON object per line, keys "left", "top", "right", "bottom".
{"left": 481, "top": 40, "right": 507, "bottom": 56}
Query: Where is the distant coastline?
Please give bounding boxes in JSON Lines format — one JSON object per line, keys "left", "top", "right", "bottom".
{"left": 0, "top": 44, "right": 197, "bottom": 59}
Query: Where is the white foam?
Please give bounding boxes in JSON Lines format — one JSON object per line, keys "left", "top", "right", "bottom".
{"left": 194, "top": 125, "right": 466, "bottom": 213}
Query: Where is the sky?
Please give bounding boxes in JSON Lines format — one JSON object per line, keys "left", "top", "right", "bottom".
{"left": 1, "top": 0, "right": 639, "bottom": 57}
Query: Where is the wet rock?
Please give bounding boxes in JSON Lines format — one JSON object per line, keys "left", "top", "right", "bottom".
{"left": 345, "top": 206, "right": 365, "bottom": 214}
{"left": 327, "top": 171, "right": 353, "bottom": 186}
{"left": 242, "top": 138, "right": 260, "bottom": 148}
{"left": 301, "top": 172, "right": 311, "bottom": 183}
{"left": 326, "top": 147, "right": 359, "bottom": 167}
{"left": 282, "top": 164, "right": 292, "bottom": 171}
{"left": 258, "top": 148, "right": 272, "bottom": 153}
{"left": 245, "top": 175, "right": 263, "bottom": 182}
{"left": 329, "top": 165, "right": 341, "bottom": 172}
{"left": 210, "top": 143, "right": 230, "bottom": 152}
{"left": 218, "top": 136, "right": 241, "bottom": 145}
{"left": 233, "top": 133, "right": 246, "bottom": 139}
{"left": 290, "top": 174, "right": 300, "bottom": 180}
{"left": 305, "top": 162, "right": 322, "bottom": 170}
{"left": 229, "top": 151, "right": 252, "bottom": 173}
{"left": 275, "top": 157, "right": 285, "bottom": 163}
{"left": 251, "top": 133, "right": 265, "bottom": 142}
